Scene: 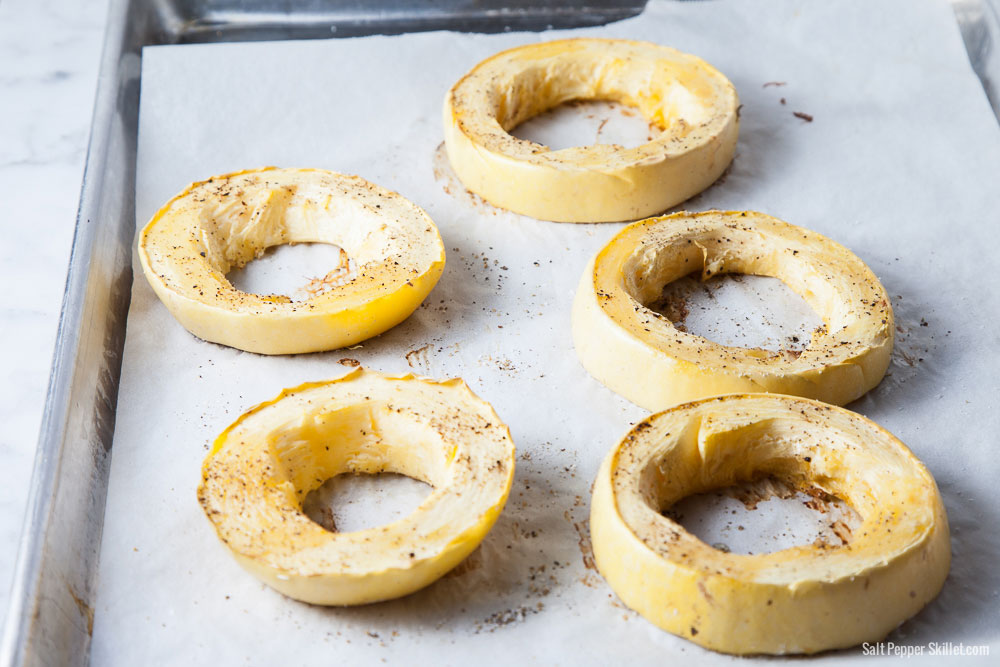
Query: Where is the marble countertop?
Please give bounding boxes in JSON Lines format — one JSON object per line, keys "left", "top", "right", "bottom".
{"left": 0, "top": 0, "right": 110, "bottom": 626}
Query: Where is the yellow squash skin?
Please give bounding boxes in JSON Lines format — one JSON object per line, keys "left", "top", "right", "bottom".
{"left": 198, "top": 368, "right": 516, "bottom": 606}
{"left": 139, "top": 167, "right": 446, "bottom": 354}
{"left": 590, "top": 394, "right": 950, "bottom": 655}
{"left": 443, "top": 38, "right": 739, "bottom": 222}
{"left": 572, "top": 211, "right": 893, "bottom": 409}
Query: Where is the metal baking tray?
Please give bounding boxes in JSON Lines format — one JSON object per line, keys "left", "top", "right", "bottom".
{"left": 2, "top": 0, "right": 998, "bottom": 665}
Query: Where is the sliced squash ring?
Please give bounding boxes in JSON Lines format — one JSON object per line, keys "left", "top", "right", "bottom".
{"left": 443, "top": 38, "right": 739, "bottom": 222}
{"left": 572, "top": 210, "right": 893, "bottom": 409}
{"left": 198, "top": 368, "right": 516, "bottom": 606}
{"left": 590, "top": 393, "right": 950, "bottom": 655}
{"left": 139, "top": 167, "right": 445, "bottom": 355}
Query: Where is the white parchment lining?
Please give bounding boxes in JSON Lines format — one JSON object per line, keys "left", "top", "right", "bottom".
{"left": 93, "top": 0, "right": 1000, "bottom": 663}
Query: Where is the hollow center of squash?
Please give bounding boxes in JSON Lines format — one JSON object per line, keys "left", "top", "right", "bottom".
{"left": 510, "top": 100, "right": 658, "bottom": 150}
{"left": 647, "top": 272, "right": 822, "bottom": 352}
{"left": 491, "top": 52, "right": 714, "bottom": 147}
{"left": 303, "top": 472, "right": 434, "bottom": 533}
{"left": 267, "top": 400, "right": 452, "bottom": 512}
{"left": 663, "top": 476, "right": 860, "bottom": 555}
{"left": 636, "top": 415, "right": 870, "bottom": 555}
{"left": 227, "top": 242, "right": 354, "bottom": 301}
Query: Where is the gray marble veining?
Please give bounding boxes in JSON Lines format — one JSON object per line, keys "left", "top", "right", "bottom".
{"left": 0, "top": 0, "right": 109, "bottom": 628}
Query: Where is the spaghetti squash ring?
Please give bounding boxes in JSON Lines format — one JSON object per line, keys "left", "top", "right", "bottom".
{"left": 198, "top": 368, "right": 516, "bottom": 605}
{"left": 590, "top": 393, "right": 950, "bottom": 654}
{"left": 139, "top": 167, "right": 445, "bottom": 354}
{"left": 572, "top": 210, "right": 893, "bottom": 409}
{"left": 443, "top": 38, "right": 739, "bottom": 222}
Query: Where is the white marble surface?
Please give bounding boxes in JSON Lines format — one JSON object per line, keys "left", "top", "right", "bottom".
{"left": 0, "top": 0, "right": 109, "bottom": 628}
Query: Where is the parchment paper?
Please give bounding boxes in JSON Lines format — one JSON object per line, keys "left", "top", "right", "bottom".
{"left": 93, "top": 0, "right": 1000, "bottom": 663}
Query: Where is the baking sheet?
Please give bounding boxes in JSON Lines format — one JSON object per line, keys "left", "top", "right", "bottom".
{"left": 93, "top": 0, "right": 1000, "bottom": 663}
